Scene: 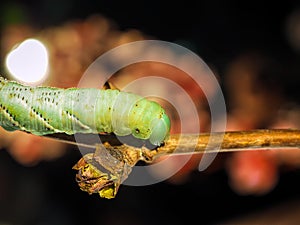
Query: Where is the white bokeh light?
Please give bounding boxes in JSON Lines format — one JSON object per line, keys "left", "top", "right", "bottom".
{"left": 5, "top": 38, "right": 49, "bottom": 84}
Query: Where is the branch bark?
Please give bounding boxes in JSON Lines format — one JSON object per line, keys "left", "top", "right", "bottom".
{"left": 71, "top": 129, "right": 300, "bottom": 163}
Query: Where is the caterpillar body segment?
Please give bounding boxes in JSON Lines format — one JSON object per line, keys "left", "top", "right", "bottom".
{"left": 0, "top": 77, "right": 170, "bottom": 146}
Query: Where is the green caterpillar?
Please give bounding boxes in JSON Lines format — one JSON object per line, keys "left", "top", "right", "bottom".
{"left": 0, "top": 77, "right": 170, "bottom": 146}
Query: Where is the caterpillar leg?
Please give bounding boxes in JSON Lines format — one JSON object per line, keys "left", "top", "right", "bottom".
{"left": 102, "top": 81, "right": 120, "bottom": 90}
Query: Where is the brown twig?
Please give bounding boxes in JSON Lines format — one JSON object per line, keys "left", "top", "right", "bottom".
{"left": 66, "top": 129, "right": 300, "bottom": 163}
{"left": 156, "top": 129, "right": 300, "bottom": 156}
{"left": 70, "top": 129, "right": 300, "bottom": 198}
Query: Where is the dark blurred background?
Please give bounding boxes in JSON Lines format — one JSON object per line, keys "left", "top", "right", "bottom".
{"left": 2, "top": 0, "right": 300, "bottom": 65}
{"left": 3, "top": 0, "right": 300, "bottom": 97}
{"left": 2, "top": 1, "right": 300, "bottom": 225}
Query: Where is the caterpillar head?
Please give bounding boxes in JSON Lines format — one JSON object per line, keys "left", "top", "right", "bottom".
{"left": 129, "top": 98, "right": 171, "bottom": 146}
{"left": 149, "top": 113, "right": 170, "bottom": 146}
{"left": 131, "top": 111, "right": 170, "bottom": 146}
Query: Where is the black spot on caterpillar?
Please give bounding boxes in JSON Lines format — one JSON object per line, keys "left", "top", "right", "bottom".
{"left": 0, "top": 77, "right": 170, "bottom": 146}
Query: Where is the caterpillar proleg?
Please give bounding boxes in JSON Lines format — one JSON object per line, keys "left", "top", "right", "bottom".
{"left": 0, "top": 77, "right": 170, "bottom": 146}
